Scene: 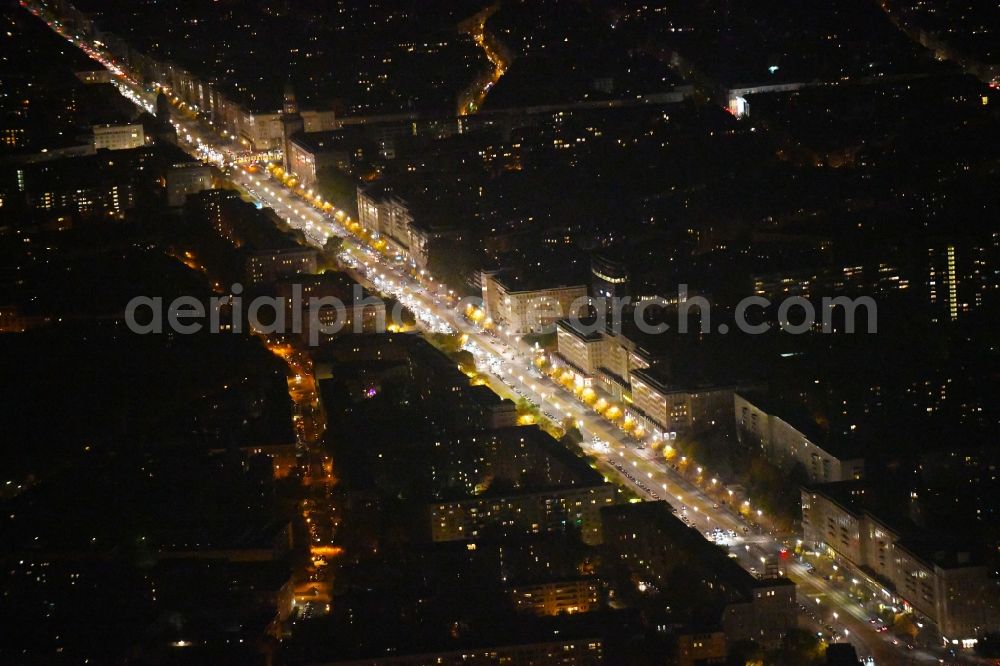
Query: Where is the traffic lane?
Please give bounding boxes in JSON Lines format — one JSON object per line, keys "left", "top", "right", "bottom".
{"left": 491, "top": 358, "right": 750, "bottom": 530}
{"left": 789, "top": 565, "right": 911, "bottom": 665}
{"left": 244, "top": 168, "right": 778, "bottom": 554}
{"left": 494, "top": 355, "right": 903, "bottom": 658}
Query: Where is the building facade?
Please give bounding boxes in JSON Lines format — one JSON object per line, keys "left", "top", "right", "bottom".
{"left": 246, "top": 247, "right": 318, "bottom": 285}
{"left": 357, "top": 185, "right": 415, "bottom": 256}
{"left": 274, "top": 274, "right": 386, "bottom": 342}
{"left": 674, "top": 630, "right": 727, "bottom": 666}
{"left": 801, "top": 484, "right": 1000, "bottom": 641}
{"left": 166, "top": 162, "right": 213, "bottom": 206}
{"left": 430, "top": 484, "right": 616, "bottom": 546}
{"left": 590, "top": 252, "right": 630, "bottom": 299}
{"left": 735, "top": 393, "right": 865, "bottom": 483}
{"left": 630, "top": 367, "right": 743, "bottom": 436}
{"left": 286, "top": 129, "right": 369, "bottom": 187}
{"left": 508, "top": 577, "right": 600, "bottom": 616}
{"left": 553, "top": 318, "right": 655, "bottom": 401}
{"left": 92, "top": 123, "right": 145, "bottom": 151}
{"left": 482, "top": 272, "right": 588, "bottom": 335}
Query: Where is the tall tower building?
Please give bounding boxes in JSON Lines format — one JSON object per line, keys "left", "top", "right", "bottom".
{"left": 280, "top": 82, "right": 304, "bottom": 173}
{"left": 928, "top": 243, "right": 961, "bottom": 321}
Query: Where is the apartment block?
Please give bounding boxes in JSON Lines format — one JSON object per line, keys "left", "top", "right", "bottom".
{"left": 166, "top": 162, "right": 213, "bottom": 206}
{"left": 508, "top": 577, "right": 600, "bottom": 616}
{"left": 482, "top": 271, "right": 588, "bottom": 335}
{"left": 246, "top": 247, "right": 318, "bottom": 285}
{"left": 602, "top": 501, "right": 797, "bottom": 649}
{"left": 92, "top": 123, "right": 145, "bottom": 151}
{"left": 430, "top": 484, "right": 616, "bottom": 546}
{"left": 630, "top": 366, "right": 748, "bottom": 436}
{"left": 801, "top": 483, "right": 1000, "bottom": 641}
{"left": 735, "top": 393, "right": 865, "bottom": 483}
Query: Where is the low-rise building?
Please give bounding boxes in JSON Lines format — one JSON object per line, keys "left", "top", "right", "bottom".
{"left": 674, "top": 629, "right": 727, "bottom": 666}
{"left": 735, "top": 392, "right": 865, "bottom": 483}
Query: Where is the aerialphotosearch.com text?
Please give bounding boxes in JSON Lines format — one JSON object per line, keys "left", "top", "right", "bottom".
{"left": 125, "top": 283, "right": 877, "bottom": 346}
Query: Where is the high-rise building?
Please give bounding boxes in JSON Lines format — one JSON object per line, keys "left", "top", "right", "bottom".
{"left": 590, "top": 252, "right": 630, "bottom": 299}
{"left": 928, "top": 244, "right": 960, "bottom": 321}
{"left": 926, "top": 238, "right": 999, "bottom": 322}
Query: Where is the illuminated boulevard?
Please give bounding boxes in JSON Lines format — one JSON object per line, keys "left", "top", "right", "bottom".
{"left": 23, "top": 2, "right": 987, "bottom": 662}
